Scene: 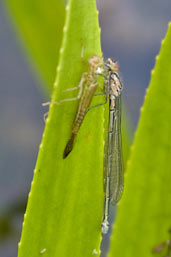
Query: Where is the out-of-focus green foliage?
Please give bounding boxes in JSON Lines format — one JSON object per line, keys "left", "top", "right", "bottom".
{"left": 5, "top": 0, "right": 65, "bottom": 93}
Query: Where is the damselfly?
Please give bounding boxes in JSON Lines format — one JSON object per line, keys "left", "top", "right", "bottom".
{"left": 101, "top": 59, "right": 124, "bottom": 234}
{"left": 63, "top": 55, "right": 103, "bottom": 158}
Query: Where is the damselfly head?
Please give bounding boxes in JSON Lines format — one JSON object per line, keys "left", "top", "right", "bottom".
{"left": 105, "top": 58, "right": 119, "bottom": 72}
{"left": 89, "top": 55, "right": 103, "bottom": 73}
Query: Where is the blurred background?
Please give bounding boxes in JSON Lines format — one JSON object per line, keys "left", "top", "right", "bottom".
{"left": 0, "top": 0, "right": 171, "bottom": 256}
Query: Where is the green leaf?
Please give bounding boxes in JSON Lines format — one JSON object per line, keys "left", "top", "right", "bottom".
{"left": 4, "top": 0, "right": 65, "bottom": 93}
{"left": 18, "top": 1, "right": 103, "bottom": 257}
{"left": 108, "top": 23, "right": 171, "bottom": 257}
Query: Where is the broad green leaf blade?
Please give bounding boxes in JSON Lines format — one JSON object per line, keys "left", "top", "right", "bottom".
{"left": 4, "top": 0, "right": 65, "bottom": 92}
{"left": 18, "top": 1, "right": 103, "bottom": 257}
{"left": 108, "top": 23, "right": 171, "bottom": 257}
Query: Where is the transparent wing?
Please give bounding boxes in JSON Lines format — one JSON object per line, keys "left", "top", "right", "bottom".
{"left": 109, "top": 95, "right": 124, "bottom": 205}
